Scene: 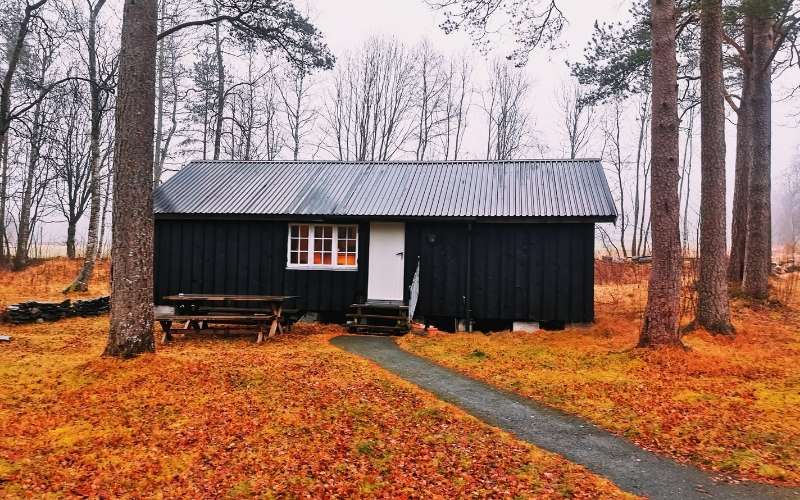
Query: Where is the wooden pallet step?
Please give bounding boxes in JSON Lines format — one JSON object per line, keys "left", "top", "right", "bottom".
{"left": 346, "top": 313, "right": 409, "bottom": 320}
{"left": 349, "top": 324, "right": 409, "bottom": 333}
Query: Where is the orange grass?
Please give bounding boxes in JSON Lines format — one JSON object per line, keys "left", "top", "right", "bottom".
{"left": 0, "top": 257, "right": 110, "bottom": 307}
{"left": 399, "top": 269, "right": 800, "bottom": 487}
{"left": 0, "top": 261, "right": 628, "bottom": 498}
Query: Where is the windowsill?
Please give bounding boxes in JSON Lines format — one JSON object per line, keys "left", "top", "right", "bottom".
{"left": 286, "top": 265, "right": 358, "bottom": 272}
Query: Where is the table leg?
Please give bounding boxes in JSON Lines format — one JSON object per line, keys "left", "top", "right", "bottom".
{"left": 268, "top": 303, "right": 282, "bottom": 338}
{"left": 159, "top": 320, "right": 173, "bottom": 344}
{"left": 257, "top": 321, "right": 265, "bottom": 344}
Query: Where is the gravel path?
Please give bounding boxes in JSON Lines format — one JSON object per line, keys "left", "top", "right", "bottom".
{"left": 331, "top": 335, "right": 799, "bottom": 500}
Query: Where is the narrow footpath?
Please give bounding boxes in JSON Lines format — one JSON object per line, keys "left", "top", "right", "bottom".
{"left": 331, "top": 335, "right": 799, "bottom": 500}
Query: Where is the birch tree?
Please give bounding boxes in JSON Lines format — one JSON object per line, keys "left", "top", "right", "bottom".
{"left": 413, "top": 41, "right": 448, "bottom": 161}
{"left": 440, "top": 55, "right": 472, "bottom": 160}
{"left": 557, "top": 79, "right": 595, "bottom": 159}
{"left": 64, "top": 0, "right": 117, "bottom": 292}
{"left": 322, "top": 38, "right": 417, "bottom": 161}
{"left": 52, "top": 82, "right": 91, "bottom": 259}
{"left": 13, "top": 21, "right": 62, "bottom": 269}
{"left": 483, "top": 60, "right": 534, "bottom": 160}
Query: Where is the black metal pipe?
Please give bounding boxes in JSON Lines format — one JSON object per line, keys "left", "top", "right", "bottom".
{"left": 465, "top": 222, "right": 473, "bottom": 332}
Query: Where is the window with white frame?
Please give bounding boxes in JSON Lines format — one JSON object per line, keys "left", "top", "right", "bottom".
{"left": 288, "top": 224, "right": 358, "bottom": 269}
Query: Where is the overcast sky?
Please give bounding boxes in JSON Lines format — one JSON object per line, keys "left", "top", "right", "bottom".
{"left": 310, "top": 0, "right": 797, "bottom": 169}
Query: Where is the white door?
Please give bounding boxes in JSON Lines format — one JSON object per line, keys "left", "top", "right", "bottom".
{"left": 367, "top": 222, "right": 405, "bottom": 301}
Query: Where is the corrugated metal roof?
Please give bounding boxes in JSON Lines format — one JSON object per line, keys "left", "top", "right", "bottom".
{"left": 153, "top": 159, "right": 618, "bottom": 220}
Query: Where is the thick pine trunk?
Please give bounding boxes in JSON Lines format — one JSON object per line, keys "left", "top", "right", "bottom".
{"left": 728, "top": 70, "right": 752, "bottom": 283}
{"left": 639, "top": 0, "right": 683, "bottom": 347}
{"left": 728, "top": 18, "right": 753, "bottom": 284}
{"left": 696, "top": 0, "right": 731, "bottom": 333}
{"left": 741, "top": 15, "right": 772, "bottom": 299}
{"left": 103, "top": 0, "right": 157, "bottom": 358}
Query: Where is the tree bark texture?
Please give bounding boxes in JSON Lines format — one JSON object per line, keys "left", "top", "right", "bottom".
{"left": 0, "top": 134, "right": 8, "bottom": 261}
{"left": 103, "top": 0, "right": 157, "bottom": 358}
{"left": 153, "top": 0, "right": 166, "bottom": 186}
{"left": 727, "top": 18, "right": 753, "bottom": 284}
{"left": 13, "top": 81, "right": 47, "bottom": 270}
{"left": 212, "top": 22, "right": 225, "bottom": 161}
{"left": 66, "top": 221, "right": 77, "bottom": 259}
{"left": 741, "top": 14, "right": 773, "bottom": 299}
{"left": 696, "top": 0, "right": 731, "bottom": 333}
{"left": 639, "top": 0, "right": 683, "bottom": 347}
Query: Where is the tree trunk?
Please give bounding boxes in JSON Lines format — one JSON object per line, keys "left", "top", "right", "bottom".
{"left": 103, "top": 0, "right": 157, "bottom": 358}
{"left": 695, "top": 0, "right": 732, "bottom": 333}
{"left": 96, "top": 163, "right": 112, "bottom": 259}
{"left": 639, "top": 0, "right": 683, "bottom": 347}
{"left": 64, "top": 0, "right": 107, "bottom": 293}
{"left": 153, "top": 0, "right": 167, "bottom": 186}
{"left": 66, "top": 221, "right": 77, "bottom": 259}
{"left": 0, "top": 133, "right": 8, "bottom": 262}
{"left": 728, "top": 18, "right": 753, "bottom": 284}
{"left": 13, "top": 91, "right": 45, "bottom": 270}
{"left": 212, "top": 21, "right": 225, "bottom": 160}
{"left": 741, "top": 14, "right": 773, "bottom": 299}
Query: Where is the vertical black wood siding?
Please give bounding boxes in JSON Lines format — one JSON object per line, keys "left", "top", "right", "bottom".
{"left": 154, "top": 218, "right": 370, "bottom": 312}
{"left": 155, "top": 218, "right": 594, "bottom": 323}
{"left": 404, "top": 222, "right": 595, "bottom": 323}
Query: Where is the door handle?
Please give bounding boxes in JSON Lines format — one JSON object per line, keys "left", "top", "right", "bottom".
{"left": 396, "top": 251, "right": 404, "bottom": 259}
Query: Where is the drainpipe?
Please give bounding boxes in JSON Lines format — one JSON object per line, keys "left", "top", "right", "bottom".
{"left": 465, "top": 222, "right": 473, "bottom": 332}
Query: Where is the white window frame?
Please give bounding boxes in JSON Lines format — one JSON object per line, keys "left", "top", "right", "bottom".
{"left": 286, "top": 223, "right": 359, "bottom": 271}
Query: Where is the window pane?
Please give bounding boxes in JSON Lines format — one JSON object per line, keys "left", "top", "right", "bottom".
{"left": 289, "top": 224, "right": 312, "bottom": 266}
{"left": 335, "top": 225, "right": 357, "bottom": 267}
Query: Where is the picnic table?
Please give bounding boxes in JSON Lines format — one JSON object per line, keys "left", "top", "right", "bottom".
{"left": 156, "top": 294, "right": 298, "bottom": 344}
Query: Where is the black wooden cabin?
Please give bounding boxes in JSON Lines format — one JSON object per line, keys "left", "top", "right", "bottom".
{"left": 153, "top": 159, "right": 617, "bottom": 330}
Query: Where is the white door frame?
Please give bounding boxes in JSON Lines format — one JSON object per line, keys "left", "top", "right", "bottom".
{"left": 367, "top": 222, "right": 405, "bottom": 301}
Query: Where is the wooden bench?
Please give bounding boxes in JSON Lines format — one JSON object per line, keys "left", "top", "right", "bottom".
{"left": 155, "top": 314, "right": 276, "bottom": 344}
{"left": 191, "top": 307, "right": 304, "bottom": 331}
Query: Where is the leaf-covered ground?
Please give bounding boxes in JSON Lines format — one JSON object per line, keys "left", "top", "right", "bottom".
{"left": 399, "top": 272, "right": 800, "bottom": 487}
{"left": 0, "top": 259, "right": 628, "bottom": 498}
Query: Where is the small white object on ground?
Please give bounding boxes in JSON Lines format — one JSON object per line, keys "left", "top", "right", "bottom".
{"left": 512, "top": 321, "right": 540, "bottom": 333}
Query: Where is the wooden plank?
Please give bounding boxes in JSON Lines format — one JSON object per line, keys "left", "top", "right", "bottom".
{"left": 154, "top": 314, "right": 275, "bottom": 321}
{"left": 345, "top": 313, "right": 409, "bottom": 320}
{"left": 163, "top": 294, "right": 298, "bottom": 302}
